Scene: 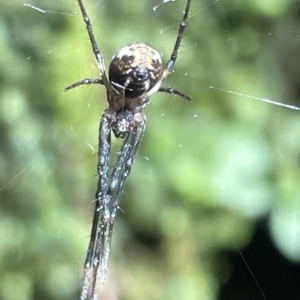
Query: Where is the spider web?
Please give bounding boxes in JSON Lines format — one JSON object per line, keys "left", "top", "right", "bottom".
{"left": 1, "top": 0, "right": 300, "bottom": 300}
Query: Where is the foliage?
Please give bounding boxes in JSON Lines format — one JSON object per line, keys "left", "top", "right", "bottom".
{"left": 0, "top": 0, "right": 299, "bottom": 299}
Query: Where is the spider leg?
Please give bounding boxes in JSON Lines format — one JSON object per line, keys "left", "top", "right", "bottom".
{"left": 80, "top": 199, "right": 100, "bottom": 300}
{"left": 109, "top": 113, "right": 146, "bottom": 241}
{"left": 85, "top": 122, "right": 145, "bottom": 297}
{"left": 90, "top": 203, "right": 110, "bottom": 300}
{"left": 104, "top": 119, "right": 146, "bottom": 284}
{"left": 77, "top": 0, "right": 113, "bottom": 94}
{"left": 163, "top": 0, "right": 192, "bottom": 76}
{"left": 89, "top": 112, "right": 146, "bottom": 299}
{"left": 64, "top": 78, "right": 103, "bottom": 92}
{"left": 90, "top": 130, "right": 136, "bottom": 300}
{"left": 159, "top": 86, "right": 191, "bottom": 100}
{"left": 80, "top": 111, "right": 115, "bottom": 300}
{"left": 140, "top": 0, "right": 192, "bottom": 101}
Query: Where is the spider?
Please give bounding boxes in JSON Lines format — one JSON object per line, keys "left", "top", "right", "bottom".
{"left": 65, "top": 0, "right": 192, "bottom": 299}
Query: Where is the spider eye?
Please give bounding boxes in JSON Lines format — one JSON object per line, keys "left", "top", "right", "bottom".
{"left": 109, "top": 43, "right": 162, "bottom": 99}
{"left": 133, "top": 67, "right": 149, "bottom": 81}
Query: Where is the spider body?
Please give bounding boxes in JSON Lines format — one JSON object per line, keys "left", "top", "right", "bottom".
{"left": 109, "top": 43, "right": 163, "bottom": 99}
{"left": 65, "top": 0, "right": 192, "bottom": 299}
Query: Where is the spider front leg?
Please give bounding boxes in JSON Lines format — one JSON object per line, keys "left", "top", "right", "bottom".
{"left": 88, "top": 111, "right": 146, "bottom": 300}
{"left": 108, "top": 112, "right": 146, "bottom": 239}
{"left": 80, "top": 110, "right": 116, "bottom": 300}
{"left": 90, "top": 115, "right": 146, "bottom": 299}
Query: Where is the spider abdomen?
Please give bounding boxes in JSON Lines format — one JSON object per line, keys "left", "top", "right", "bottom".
{"left": 108, "top": 43, "right": 162, "bottom": 99}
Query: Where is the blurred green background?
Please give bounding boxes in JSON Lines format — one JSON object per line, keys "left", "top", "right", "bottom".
{"left": 1, "top": 0, "right": 300, "bottom": 299}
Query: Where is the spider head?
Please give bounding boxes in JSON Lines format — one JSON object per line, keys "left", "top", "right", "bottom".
{"left": 109, "top": 43, "right": 163, "bottom": 99}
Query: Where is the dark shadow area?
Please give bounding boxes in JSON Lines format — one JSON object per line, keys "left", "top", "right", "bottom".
{"left": 220, "top": 219, "right": 300, "bottom": 300}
